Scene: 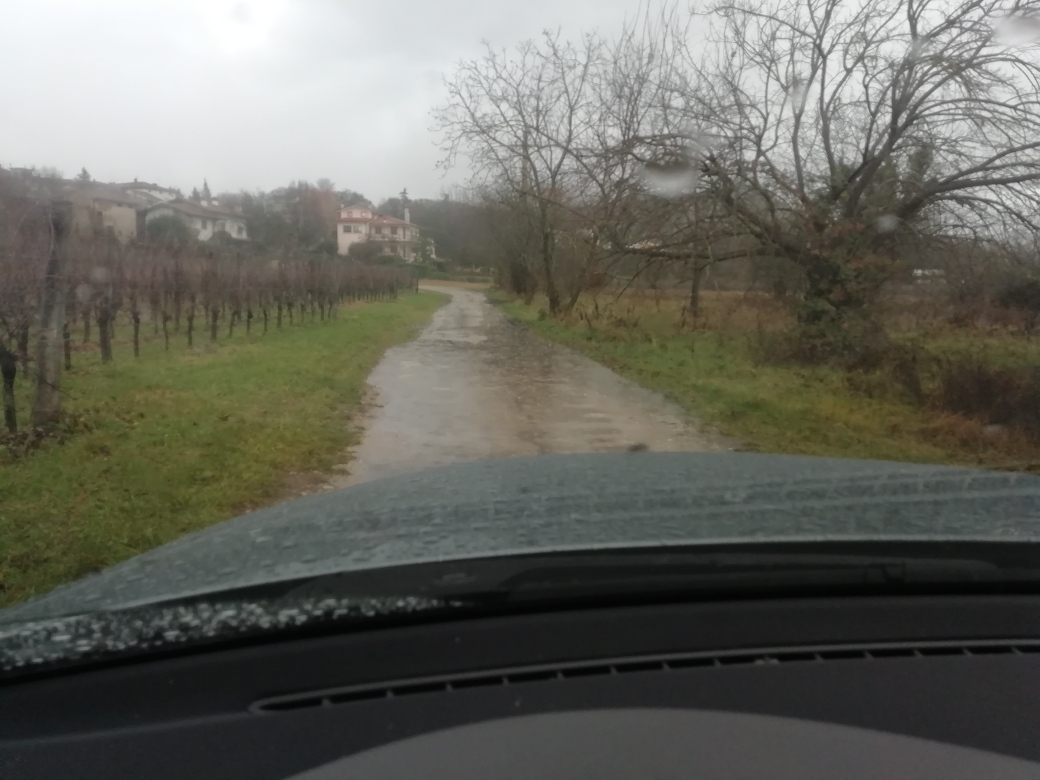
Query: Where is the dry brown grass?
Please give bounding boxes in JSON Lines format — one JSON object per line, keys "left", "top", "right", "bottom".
{"left": 917, "top": 413, "right": 1040, "bottom": 470}
{"left": 575, "top": 288, "right": 793, "bottom": 335}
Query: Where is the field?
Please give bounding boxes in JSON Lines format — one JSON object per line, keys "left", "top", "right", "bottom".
{"left": 0, "top": 290, "right": 446, "bottom": 607}
{"left": 495, "top": 289, "right": 1040, "bottom": 471}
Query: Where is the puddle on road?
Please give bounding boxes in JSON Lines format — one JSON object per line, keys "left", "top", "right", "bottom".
{"left": 328, "top": 287, "right": 734, "bottom": 488}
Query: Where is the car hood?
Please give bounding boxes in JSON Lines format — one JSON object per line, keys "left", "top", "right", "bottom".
{"left": 4, "top": 452, "right": 1040, "bottom": 625}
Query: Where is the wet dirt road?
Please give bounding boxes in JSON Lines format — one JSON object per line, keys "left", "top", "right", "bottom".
{"left": 334, "top": 287, "right": 732, "bottom": 487}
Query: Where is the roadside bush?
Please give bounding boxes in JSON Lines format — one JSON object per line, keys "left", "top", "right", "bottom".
{"left": 843, "top": 344, "right": 927, "bottom": 406}
{"left": 757, "top": 311, "right": 891, "bottom": 370}
{"left": 931, "top": 359, "right": 1040, "bottom": 442}
{"left": 144, "top": 215, "right": 193, "bottom": 247}
{"left": 346, "top": 241, "right": 384, "bottom": 263}
{"left": 996, "top": 278, "right": 1040, "bottom": 333}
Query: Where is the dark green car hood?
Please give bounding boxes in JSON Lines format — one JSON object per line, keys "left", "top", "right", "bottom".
{"left": 4, "top": 451, "right": 1040, "bottom": 626}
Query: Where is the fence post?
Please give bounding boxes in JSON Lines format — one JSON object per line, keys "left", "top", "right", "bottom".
{"left": 31, "top": 200, "right": 71, "bottom": 431}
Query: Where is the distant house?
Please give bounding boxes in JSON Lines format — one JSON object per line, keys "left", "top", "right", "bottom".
{"left": 336, "top": 204, "right": 421, "bottom": 260}
{"left": 64, "top": 183, "right": 147, "bottom": 243}
{"left": 142, "top": 199, "right": 248, "bottom": 241}
{"left": 0, "top": 170, "right": 143, "bottom": 243}
{"left": 913, "top": 268, "right": 945, "bottom": 284}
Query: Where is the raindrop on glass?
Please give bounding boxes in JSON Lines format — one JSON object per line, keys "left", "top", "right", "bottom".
{"left": 639, "top": 162, "right": 700, "bottom": 197}
{"left": 638, "top": 126, "right": 707, "bottom": 198}
{"left": 992, "top": 15, "right": 1040, "bottom": 47}
{"left": 905, "top": 37, "right": 933, "bottom": 61}
{"left": 875, "top": 214, "right": 900, "bottom": 233}
{"left": 89, "top": 266, "right": 111, "bottom": 285}
{"left": 786, "top": 78, "right": 809, "bottom": 112}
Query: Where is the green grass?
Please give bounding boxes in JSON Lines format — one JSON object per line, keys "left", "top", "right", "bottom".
{"left": 0, "top": 291, "right": 446, "bottom": 606}
{"left": 494, "top": 292, "right": 1035, "bottom": 470}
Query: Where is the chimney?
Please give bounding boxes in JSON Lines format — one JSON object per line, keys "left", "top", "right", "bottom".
{"left": 404, "top": 206, "right": 410, "bottom": 224}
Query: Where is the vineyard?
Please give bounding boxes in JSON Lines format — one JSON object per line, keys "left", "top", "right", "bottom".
{"left": 0, "top": 199, "right": 417, "bottom": 442}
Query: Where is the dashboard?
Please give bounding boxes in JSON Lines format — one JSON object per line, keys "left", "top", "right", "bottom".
{"left": 2, "top": 594, "right": 1040, "bottom": 778}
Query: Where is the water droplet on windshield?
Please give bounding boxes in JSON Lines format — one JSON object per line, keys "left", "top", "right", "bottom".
{"left": 905, "top": 37, "right": 934, "bottom": 61}
{"left": 786, "top": 78, "right": 809, "bottom": 111}
{"left": 992, "top": 15, "right": 1040, "bottom": 47}
{"left": 89, "top": 266, "right": 110, "bottom": 285}
{"left": 875, "top": 214, "right": 900, "bottom": 233}
{"left": 638, "top": 127, "right": 706, "bottom": 198}
{"left": 639, "top": 162, "right": 699, "bottom": 197}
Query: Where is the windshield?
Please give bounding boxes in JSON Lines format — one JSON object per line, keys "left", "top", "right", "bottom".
{"left": 4, "top": 0, "right": 1040, "bottom": 635}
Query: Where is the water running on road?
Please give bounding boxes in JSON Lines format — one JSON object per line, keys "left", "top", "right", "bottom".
{"left": 333, "top": 287, "right": 732, "bottom": 487}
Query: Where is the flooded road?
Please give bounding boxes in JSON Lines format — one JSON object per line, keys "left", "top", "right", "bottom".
{"left": 334, "top": 287, "right": 732, "bottom": 487}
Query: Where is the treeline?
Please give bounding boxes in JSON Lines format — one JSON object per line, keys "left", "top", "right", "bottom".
{"left": 376, "top": 192, "right": 487, "bottom": 269}
{"left": 436, "top": 0, "right": 1040, "bottom": 360}
{"left": 0, "top": 196, "right": 416, "bottom": 438}
{"left": 215, "top": 181, "right": 488, "bottom": 271}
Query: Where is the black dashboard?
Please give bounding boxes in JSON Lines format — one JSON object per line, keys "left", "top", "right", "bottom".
{"left": 2, "top": 594, "right": 1040, "bottom": 778}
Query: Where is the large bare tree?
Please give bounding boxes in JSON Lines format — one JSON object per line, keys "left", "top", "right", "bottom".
{"left": 436, "top": 31, "right": 605, "bottom": 314}
{"left": 436, "top": 11, "right": 760, "bottom": 317}
{"left": 686, "top": 0, "right": 1040, "bottom": 354}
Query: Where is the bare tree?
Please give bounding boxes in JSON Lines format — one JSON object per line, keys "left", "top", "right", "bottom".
{"left": 437, "top": 10, "right": 752, "bottom": 318}
{"left": 683, "top": 0, "right": 1040, "bottom": 355}
{"left": 436, "top": 31, "right": 602, "bottom": 314}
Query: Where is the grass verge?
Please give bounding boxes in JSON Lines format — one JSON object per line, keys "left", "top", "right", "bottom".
{"left": 0, "top": 291, "right": 446, "bottom": 607}
{"left": 493, "top": 292, "right": 1038, "bottom": 470}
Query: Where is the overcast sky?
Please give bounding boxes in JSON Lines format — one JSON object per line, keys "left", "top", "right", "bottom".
{"left": 0, "top": 0, "right": 647, "bottom": 203}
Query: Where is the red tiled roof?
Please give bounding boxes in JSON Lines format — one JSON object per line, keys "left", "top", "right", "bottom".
{"left": 370, "top": 214, "right": 412, "bottom": 225}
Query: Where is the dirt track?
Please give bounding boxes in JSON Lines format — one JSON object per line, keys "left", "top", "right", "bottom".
{"left": 333, "top": 287, "right": 732, "bottom": 487}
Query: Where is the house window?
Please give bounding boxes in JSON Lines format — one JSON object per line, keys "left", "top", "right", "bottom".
{"left": 346, "top": 211, "right": 353, "bottom": 217}
{"left": 237, "top": 225, "right": 244, "bottom": 237}
{"left": 391, "top": 226, "right": 398, "bottom": 235}
{"left": 201, "top": 219, "right": 209, "bottom": 230}
{"left": 342, "top": 225, "right": 349, "bottom": 234}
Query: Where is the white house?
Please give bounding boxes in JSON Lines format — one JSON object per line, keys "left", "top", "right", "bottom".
{"left": 143, "top": 199, "right": 248, "bottom": 241}
{"left": 336, "top": 204, "right": 421, "bottom": 260}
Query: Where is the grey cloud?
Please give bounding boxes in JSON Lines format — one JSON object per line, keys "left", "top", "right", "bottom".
{"left": 0, "top": 0, "right": 643, "bottom": 202}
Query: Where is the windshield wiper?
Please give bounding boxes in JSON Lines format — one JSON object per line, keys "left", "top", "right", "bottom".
{"left": 6, "top": 543, "right": 1040, "bottom": 679}
{"left": 418, "top": 553, "right": 1013, "bottom": 605}
{"left": 261, "top": 544, "right": 1040, "bottom": 610}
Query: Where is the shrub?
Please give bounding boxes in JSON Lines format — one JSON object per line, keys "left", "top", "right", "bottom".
{"left": 996, "top": 278, "right": 1040, "bottom": 333}
{"left": 144, "top": 215, "right": 193, "bottom": 247}
{"left": 932, "top": 359, "right": 1040, "bottom": 442}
